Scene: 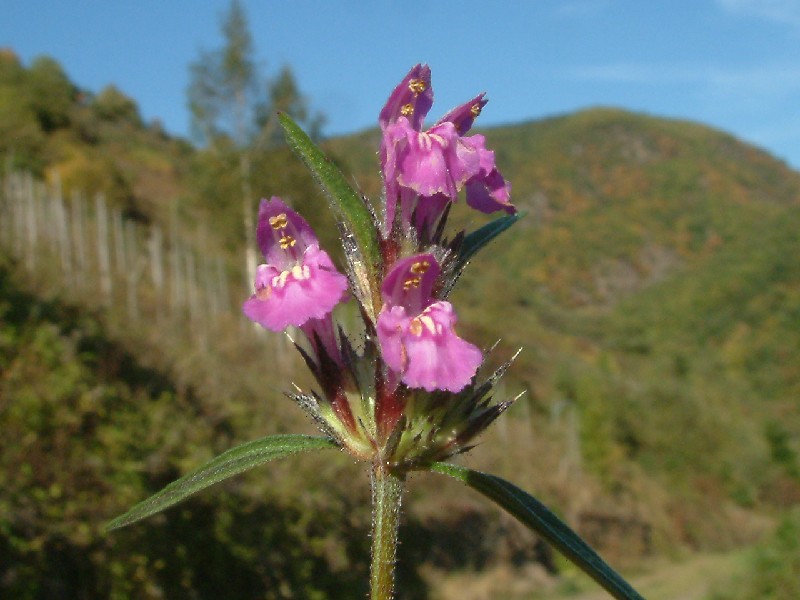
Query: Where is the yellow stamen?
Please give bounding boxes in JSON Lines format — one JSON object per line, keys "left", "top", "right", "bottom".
{"left": 470, "top": 103, "right": 482, "bottom": 118}
{"left": 279, "top": 235, "right": 296, "bottom": 249}
{"left": 410, "top": 260, "right": 430, "bottom": 274}
{"left": 409, "top": 319, "right": 423, "bottom": 336}
{"left": 269, "top": 213, "right": 288, "bottom": 229}
{"left": 400, "top": 103, "right": 414, "bottom": 116}
{"left": 403, "top": 276, "right": 421, "bottom": 290}
{"left": 408, "top": 78, "right": 427, "bottom": 95}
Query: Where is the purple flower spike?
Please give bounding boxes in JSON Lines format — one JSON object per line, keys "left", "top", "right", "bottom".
{"left": 377, "top": 254, "right": 482, "bottom": 392}
{"left": 243, "top": 197, "right": 349, "bottom": 331}
{"left": 379, "top": 64, "right": 433, "bottom": 131}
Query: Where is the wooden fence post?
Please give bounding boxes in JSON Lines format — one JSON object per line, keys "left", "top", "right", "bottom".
{"left": 23, "top": 173, "right": 37, "bottom": 273}
{"left": 53, "top": 182, "right": 72, "bottom": 288}
{"left": 71, "top": 191, "right": 87, "bottom": 295}
{"left": 95, "top": 193, "right": 113, "bottom": 306}
{"left": 149, "top": 225, "right": 164, "bottom": 323}
{"left": 124, "top": 220, "right": 139, "bottom": 322}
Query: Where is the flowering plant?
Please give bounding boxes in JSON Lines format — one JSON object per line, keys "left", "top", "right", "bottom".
{"left": 109, "top": 65, "right": 644, "bottom": 600}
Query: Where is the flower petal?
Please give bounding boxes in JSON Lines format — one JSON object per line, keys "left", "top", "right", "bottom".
{"left": 376, "top": 304, "right": 411, "bottom": 374}
{"left": 413, "top": 193, "right": 451, "bottom": 233}
{"left": 395, "top": 301, "right": 482, "bottom": 393}
{"left": 466, "top": 170, "right": 515, "bottom": 214}
{"left": 379, "top": 64, "right": 433, "bottom": 131}
{"left": 381, "top": 253, "right": 440, "bottom": 315}
{"left": 436, "top": 93, "right": 487, "bottom": 135}
{"left": 394, "top": 122, "right": 454, "bottom": 197}
{"left": 255, "top": 197, "right": 319, "bottom": 269}
{"left": 243, "top": 245, "right": 348, "bottom": 331}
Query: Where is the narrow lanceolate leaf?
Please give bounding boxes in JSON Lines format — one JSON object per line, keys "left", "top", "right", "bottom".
{"left": 458, "top": 212, "right": 521, "bottom": 267}
{"left": 430, "top": 462, "right": 646, "bottom": 600}
{"left": 107, "top": 434, "right": 338, "bottom": 531}
{"left": 279, "top": 113, "right": 382, "bottom": 304}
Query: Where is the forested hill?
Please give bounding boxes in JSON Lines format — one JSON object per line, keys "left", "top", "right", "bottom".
{"left": 3, "top": 48, "right": 800, "bottom": 598}
{"left": 323, "top": 103, "right": 800, "bottom": 575}
{"left": 328, "top": 105, "right": 800, "bottom": 405}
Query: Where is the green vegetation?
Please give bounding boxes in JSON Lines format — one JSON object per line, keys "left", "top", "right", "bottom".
{"left": 712, "top": 508, "right": 800, "bottom": 600}
{"left": 0, "top": 261, "right": 373, "bottom": 599}
{"left": 0, "top": 47, "right": 192, "bottom": 221}
{"left": 2, "top": 48, "right": 800, "bottom": 598}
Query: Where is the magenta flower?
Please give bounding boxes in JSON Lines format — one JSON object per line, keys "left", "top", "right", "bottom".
{"left": 384, "top": 119, "right": 478, "bottom": 199}
{"left": 378, "top": 63, "right": 433, "bottom": 132}
{"left": 380, "top": 65, "right": 515, "bottom": 233}
{"left": 243, "top": 197, "right": 349, "bottom": 332}
{"left": 462, "top": 135, "right": 515, "bottom": 215}
{"left": 437, "top": 93, "right": 487, "bottom": 136}
{"left": 376, "top": 254, "right": 482, "bottom": 392}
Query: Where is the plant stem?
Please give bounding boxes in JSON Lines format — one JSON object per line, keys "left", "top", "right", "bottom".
{"left": 370, "top": 461, "right": 404, "bottom": 600}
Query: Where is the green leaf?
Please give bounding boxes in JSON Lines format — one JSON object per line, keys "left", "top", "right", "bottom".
{"left": 458, "top": 213, "right": 521, "bottom": 267}
{"left": 430, "top": 462, "right": 645, "bottom": 600}
{"left": 279, "top": 113, "right": 382, "bottom": 315}
{"left": 107, "top": 434, "right": 338, "bottom": 531}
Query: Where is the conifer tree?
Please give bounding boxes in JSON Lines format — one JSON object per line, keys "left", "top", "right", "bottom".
{"left": 188, "top": 0, "right": 324, "bottom": 287}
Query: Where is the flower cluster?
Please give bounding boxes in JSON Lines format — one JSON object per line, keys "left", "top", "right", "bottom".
{"left": 113, "top": 64, "right": 642, "bottom": 600}
{"left": 243, "top": 65, "right": 517, "bottom": 467}
{"left": 380, "top": 64, "right": 513, "bottom": 237}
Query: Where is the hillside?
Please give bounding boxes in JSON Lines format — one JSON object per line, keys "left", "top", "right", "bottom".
{"left": 3, "top": 50, "right": 800, "bottom": 598}
{"left": 325, "top": 109, "right": 800, "bottom": 401}
{"left": 328, "top": 107, "right": 800, "bottom": 308}
{"left": 325, "top": 107, "right": 800, "bottom": 566}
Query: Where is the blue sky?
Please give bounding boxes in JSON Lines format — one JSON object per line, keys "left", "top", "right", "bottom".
{"left": 3, "top": 0, "right": 800, "bottom": 168}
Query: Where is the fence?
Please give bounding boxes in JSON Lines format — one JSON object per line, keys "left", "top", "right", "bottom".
{"left": 0, "top": 170, "right": 534, "bottom": 431}
{"left": 0, "top": 171, "right": 297, "bottom": 373}
{"left": 2, "top": 172, "right": 233, "bottom": 327}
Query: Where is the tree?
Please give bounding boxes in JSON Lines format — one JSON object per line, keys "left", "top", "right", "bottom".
{"left": 26, "top": 56, "right": 75, "bottom": 132}
{"left": 188, "top": 0, "right": 256, "bottom": 147}
{"left": 187, "top": 1, "right": 326, "bottom": 288}
{"left": 187, "top": 0, "right": 260, "bottom": 285}
{"left": 188, "top": 2, "right": 324, "bottom": 148}
{"left": 92, "top": 85, "right": 142, "bottom": 125}
{"left": 258, "top": 65, "right": 326, "bottom": 145}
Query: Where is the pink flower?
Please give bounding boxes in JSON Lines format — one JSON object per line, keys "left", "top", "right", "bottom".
{"left": 461, "top": 135, "right": 514, "bottom": 215}
{"left": 385, "top": 119, "right": 479, "bottom": 199}
{"left": 243, "top": 197, "right": 349, "bottom": 331}
{"left": 376, "top": 254, "right": 482, "bottom": 392}
{"left": 379, "top": 65, "right": 515, "bottom": 233}
{"left": 437, "top": 93, "right": 487, "bottom": 136}
{"left": 378, "top": 63, "right": 433, "bottom": 132}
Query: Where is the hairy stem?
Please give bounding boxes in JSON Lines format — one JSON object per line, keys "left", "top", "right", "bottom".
{"left": 370, "top": 462, "right": 404, "bottom": 600}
